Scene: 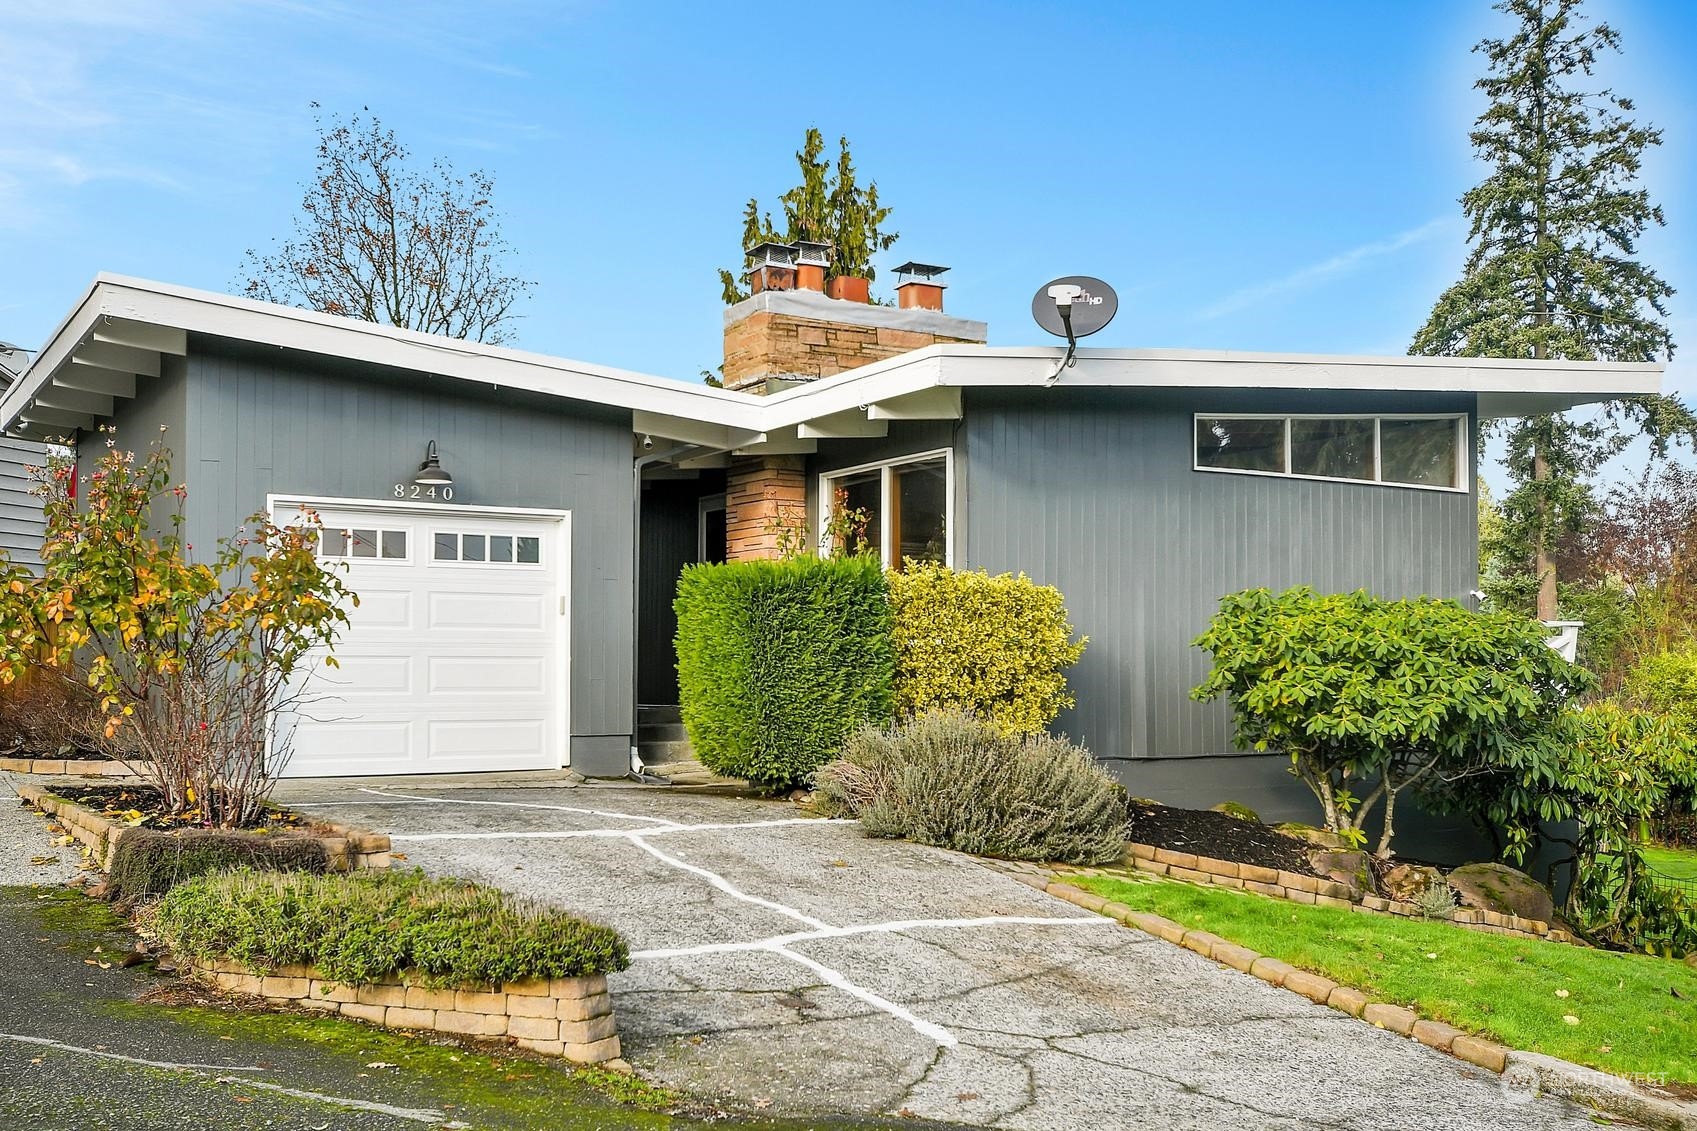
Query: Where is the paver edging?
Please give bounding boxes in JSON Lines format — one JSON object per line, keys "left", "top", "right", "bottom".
{"left": 182, "top": 957, "right": 623, "bottom": 1065}
{"left": 1122, "top": 840, "right": 1566, "bottom": 944}
{"left": 1046, "top": 878, "right": 1697, "bottom": 1130}
{"left": 0, "top": 755, "right": 150, "bottom": 777}
{"left": 16, "top": 783, "right": 390, "bottom": 872}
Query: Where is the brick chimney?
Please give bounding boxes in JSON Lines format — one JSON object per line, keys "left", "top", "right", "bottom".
{"left": 719, "top": 256, "right": 987, "bottom": 561}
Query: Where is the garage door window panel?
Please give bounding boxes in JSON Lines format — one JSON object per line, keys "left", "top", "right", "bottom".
{"left": 319, "top": 527, "right": 408, "bottom": 562}
{"left": 431, "top": 530, "right": 546, "bottom": 568}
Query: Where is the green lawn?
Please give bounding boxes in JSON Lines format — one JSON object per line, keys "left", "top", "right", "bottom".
{"left": 1645, "top": 844, "right": 1697, "bottom": 885}
{"left": 1073, "top": 871, "right": 1697, "bottom": 1082}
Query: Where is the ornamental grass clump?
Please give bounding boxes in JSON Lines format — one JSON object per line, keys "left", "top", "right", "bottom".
{"left": 152, "top": 869, "right": 628, "bottom": 986}
{"left": 814, "top": 711, "right": 1127, "bottom": 865}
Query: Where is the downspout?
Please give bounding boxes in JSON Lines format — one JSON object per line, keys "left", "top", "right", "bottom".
{"left": 629, "top": 441, "right": 725, "bottom": 782}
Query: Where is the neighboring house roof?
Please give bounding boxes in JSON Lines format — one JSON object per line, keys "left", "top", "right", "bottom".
{"left": 0, "top": 275, "right": 1664, "bottom": 456}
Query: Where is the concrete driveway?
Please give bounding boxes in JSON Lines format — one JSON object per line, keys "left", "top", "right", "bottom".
{"left": 278, "top": 778, "right": 1615, "bottom": 1131}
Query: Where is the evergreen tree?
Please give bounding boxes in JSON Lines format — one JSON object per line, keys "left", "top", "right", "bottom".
{"left": 1411, "top": 0, "right": 1688, "bottom": 620}
{"left": 718, "top": 130, "right": 898, "bottom": 304}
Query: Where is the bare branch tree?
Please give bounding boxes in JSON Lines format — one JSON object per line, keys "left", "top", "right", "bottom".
{"left": 241, "top": 104, "right": 534, "bottom": 345}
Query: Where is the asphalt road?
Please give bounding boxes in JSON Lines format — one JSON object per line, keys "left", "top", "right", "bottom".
{"left": 0, "top": 780, "right": 909, "bottom": 1131}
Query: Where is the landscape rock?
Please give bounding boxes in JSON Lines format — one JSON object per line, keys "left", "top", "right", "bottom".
{"left": 1380, "top": 863, "right": 1444, "bottom": 903}
{"left": 1446, "top": 862, "right": 1555, "bottom": 925}
{"left": 1209, "top": 802, "right": 1261, "bottom": 823}
{"left": 1272, "top": 822, "right": 1349, "bottom": 850}
{"left": 1308, "top": 849, "right": 1370, "bottom": 896}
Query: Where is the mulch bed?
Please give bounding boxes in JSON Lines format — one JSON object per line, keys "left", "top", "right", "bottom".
{"left": 1126, "top": 802, "right": 1318, "bottom": 877}
{"left": 59, "top": 784, "right": 310, "bottom": 833}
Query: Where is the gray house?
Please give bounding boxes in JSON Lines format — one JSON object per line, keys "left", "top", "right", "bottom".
{"left": 0, "top": 273, "right": 1660, "bottom": 818}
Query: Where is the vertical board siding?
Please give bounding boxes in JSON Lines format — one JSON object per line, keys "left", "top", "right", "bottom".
{"left": 180, "top": 338, "right": 636, "bottom": 741}
{"left": 962, "top": 388, "right": 1478, "bottom": 760}
{"left": 0, "top": 438, "right": 46, "bottom": 567}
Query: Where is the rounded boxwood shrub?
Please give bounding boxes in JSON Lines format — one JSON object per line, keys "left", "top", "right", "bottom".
{"left": 887, "top": 563, "right": 1086, "bottom": 735}
{"left": 151, "top": 868, "right": 629, "bottom": 986}
{"left": 814, "top": 711, "right": 1127, "bottom": 865}
{"left": 674, "top": 555, "right": 893, "bottom": 790}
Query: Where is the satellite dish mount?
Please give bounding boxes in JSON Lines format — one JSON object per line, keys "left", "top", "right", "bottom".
{"left": 1030, "top": 276, "right": 1118, "bottom": 384}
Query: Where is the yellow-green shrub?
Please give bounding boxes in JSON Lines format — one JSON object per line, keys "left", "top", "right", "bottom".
{"left": 887, "top": 563, "right": 1086, "bottom": 734}
{"left": 1622, "top": 648, "right": 1697, "bottom": 733}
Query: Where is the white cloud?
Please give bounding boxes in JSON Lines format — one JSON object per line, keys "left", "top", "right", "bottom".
{"left": 1197, "top": 217, "right": 1451, "bottom": 321}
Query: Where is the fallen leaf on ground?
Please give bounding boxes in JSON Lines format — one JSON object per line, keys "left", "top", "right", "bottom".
{"left": 29, "top": 855, "right": 58, "bottom": 866}
{"left": 1555, "top": 988, "right": 1570, "bottom": 998}
{"left": 1562, "top": 1014, "right": 1580, "bottom": 1025}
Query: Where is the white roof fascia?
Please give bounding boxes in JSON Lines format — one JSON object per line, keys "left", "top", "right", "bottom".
{"left": 755, "top": 345, "right": 1662, "bottom": 430}
{"left": 2, "top": 277, "right": 1665, "bottom": 441}
{"left": 0, "top": 275, "right": 768, "bottom": 436}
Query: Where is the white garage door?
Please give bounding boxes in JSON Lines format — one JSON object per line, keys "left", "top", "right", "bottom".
{"left": 278, "top": 501, "right": 569, "bottom": 778}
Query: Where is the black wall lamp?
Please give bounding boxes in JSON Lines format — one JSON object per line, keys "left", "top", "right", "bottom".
{"left": 414, "top": 440, "right": 453, "bottom": 486}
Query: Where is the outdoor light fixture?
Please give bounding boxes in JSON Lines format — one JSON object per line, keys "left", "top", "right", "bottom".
{"left": 414, "top": 440, "right": 453, "bottom": 486}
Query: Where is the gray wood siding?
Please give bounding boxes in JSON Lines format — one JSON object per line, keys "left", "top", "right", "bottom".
{"left": 0, "top": 437, "right": 46, "bottom": 567}
{"left": 962, "top": 388, "right": 1478, "bottom": 760}
{"left": 178, "top": 338, "right": 636, "bottom": 741}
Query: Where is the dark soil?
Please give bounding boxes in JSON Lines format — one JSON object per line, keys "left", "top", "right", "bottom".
{"left": 58, "top": 784, "right": 309, "bottom": 833}
{"left": 1127, "top": 802, "right": 1318, "bottom": 876}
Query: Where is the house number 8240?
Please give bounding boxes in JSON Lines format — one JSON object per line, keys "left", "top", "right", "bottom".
{"left": 394, "top": 484, "right": 454, "bottom": 501}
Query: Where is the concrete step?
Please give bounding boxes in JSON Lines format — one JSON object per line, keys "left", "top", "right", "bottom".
{"left": 637, "top": 703, "right": 682, "bottom": 725}
{"left": 638, "top": 722, "right": 689, "bottom": 744}
{"left": 637, "top": 739, "right": 694, "bottom": 765}
{"left": 643, "top": 758, "right": 737, "bottom": 786}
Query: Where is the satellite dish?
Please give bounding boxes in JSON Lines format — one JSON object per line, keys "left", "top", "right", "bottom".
{"left": 1031, "top": 276, "right": 1118, "bottom": 339}
{"left": 1031, "top": 276, "right": 1117, "bottom": 383}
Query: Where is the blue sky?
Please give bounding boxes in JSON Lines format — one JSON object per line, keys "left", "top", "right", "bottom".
{"left": 4, "top": 0, "right": 1695, "bottom": 462}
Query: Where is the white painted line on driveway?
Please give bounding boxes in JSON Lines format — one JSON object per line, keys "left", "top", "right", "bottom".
{"left": 391, "top": 817, "right": 840, "bottom": 843}
{"left": 627, "top": 833, "right": 834, "bottom": 931}
{"left": 1, "top": 1032, "right": 266, "bottom": 1072}
{"left": 631, "top": 913, "right": 1115, "bottom": 960}
{"left": 211, "top": 1077, "right": 455, "bottom": 1125}
{"left": 774, "top": 945, "right": 958, "bottom": 1047}
{"left": 355, "top": 788, "right": 684, "bottom": 828}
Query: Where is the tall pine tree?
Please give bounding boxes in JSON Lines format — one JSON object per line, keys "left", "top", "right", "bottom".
{"left": 1412, "top": 0, "right": 1688, "bottom": 620}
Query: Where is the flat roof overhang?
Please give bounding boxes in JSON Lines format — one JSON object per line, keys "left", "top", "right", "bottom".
{"left": 2, "top": 276, "right": 1662, "bottom": 455}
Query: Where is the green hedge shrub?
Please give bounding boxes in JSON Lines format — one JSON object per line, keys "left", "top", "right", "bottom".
{"left": 1622, "top": 648, "right": 1697, "bottom": 733}
{"left": 813, "top": 711, "right": 1127, "bottom": 865}
{"left": 152, "top": 869, "right": 629, "bottom": 986}
{"left": 674, "top": 556, "right": 893, "bottom": 789}
{"left": 887, "top": 563, "right": 1086, "bottom": 735}
{"left": 108, "top": 829, "right": 328, "bottom": 902}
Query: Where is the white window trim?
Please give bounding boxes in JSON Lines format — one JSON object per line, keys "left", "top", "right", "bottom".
{"left": 1191, "top": 413, "right": 1469, "bottom": 494}
{"left": 818, "top": 448, "right": 955, "bottom": 568}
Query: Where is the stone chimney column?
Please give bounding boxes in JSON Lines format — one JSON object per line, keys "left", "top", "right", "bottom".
{"left": 719, "top": 257, "right": 986, "bottom": 561}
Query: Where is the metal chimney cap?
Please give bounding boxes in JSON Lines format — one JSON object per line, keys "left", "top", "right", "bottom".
{"left": 793, "top": 240, "right": 833, "bottom": 266}
{"left": 743, "top": 241, "right": 798, "bottom": 267}
{"left": 893, "top": 261, "right": 950, "bottom": 284}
